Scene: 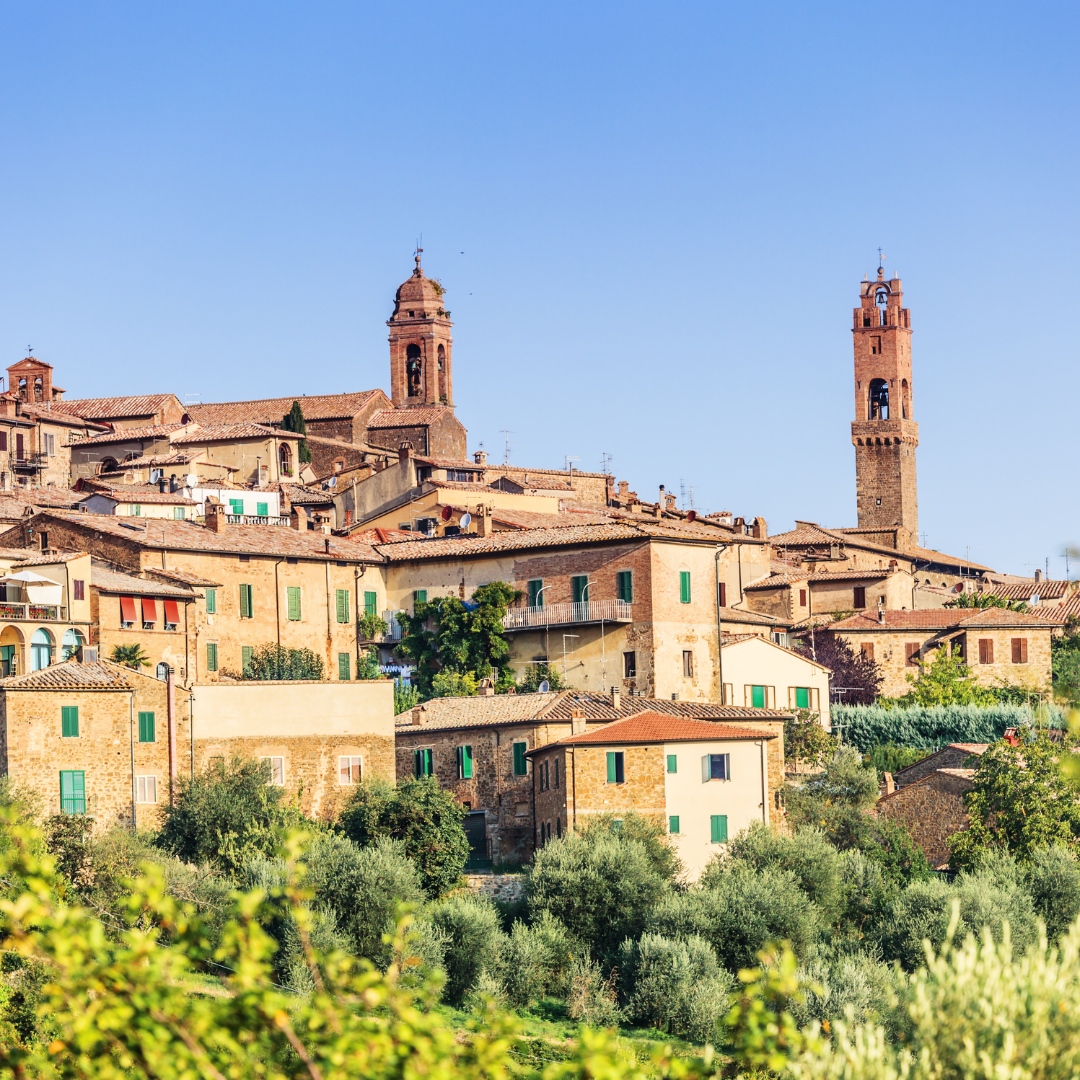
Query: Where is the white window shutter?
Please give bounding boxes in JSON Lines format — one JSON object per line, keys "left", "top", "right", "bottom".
{"left": 702, "top": 755, "right": 710, "bottom": 782}
{"left": 725, "top": 753, "right": 731, "bottom": 781}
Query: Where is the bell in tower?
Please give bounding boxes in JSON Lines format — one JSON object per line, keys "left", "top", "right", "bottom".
{"left": 386, "top": 252, "right": 454, "bottom": 409}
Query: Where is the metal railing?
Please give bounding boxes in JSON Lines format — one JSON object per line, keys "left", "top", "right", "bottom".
{"left": 12, "top": 454, "right": 47, "bottom": 471}
{"left": 225, "top": 514, "right": 292, "bottom": 526}
{"left": 0, "top": 602, "right": 66, "bottom": 621}
{"left": 503, "top": 598, "right": 632, "bottom": 630}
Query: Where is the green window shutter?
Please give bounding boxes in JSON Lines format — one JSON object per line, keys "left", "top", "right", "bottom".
{"left": 711, "top": 815, "right": 728, "bottom": 843}
{"left": 336, "top": 589, "right": 350, "bottom": 623}
{"left": 229, "top": 499, "right": 244, "bottom": 515}
{"left": 256, "top": 502, "right": 268, "bottom": 517}
{"left": 138, "top": 711, "right": 155, "bottom": 743}
{"left": 669, "top": 815, "right": 680, "bottom": 834}
{"left": 364, "top": 591, "right": 377, "bottom": 616}
{"left": 287, "top": 586, "right": 301, "bottom": 621}
{"left": 173, "top": 506, "right": 185, "bottom": 519}
{"left": 206, "top": 643, "right": 218, "bottom": 672}
{"left": 616, "top": 571, "right": 633, "bottom": 603}
{"left": 414, "top": 589, "right": 427, "bottom": 609}
{"left": 131, "top": 504, "right": 141, "bottom": 517}
{"left": 795, "top": 686, "right": 810, "bottom": 709}
{"left": 424, "top": 748, "right": 433, "bottom": 776}
{"left": 666, "top": 753, "right": 677, "bottom": 774}
{"left": 414, "top": 749, "right": 422, "bottom": 779}
{"left": 513, "top": 742, "right": 527, "bottom": 776}
{"left": 460, "top": 744, "right": 473, "bottom": 779}
{"left": 680, "top": 571, "right": 691, "bottom": 603}
{"left": 239, "top": 584, "right": 252, "bottom": 619}
{"left": 607, "top": 751, "right": 617, "bottom": 783}
{"left": 205, "top": 588, "right": 216, "bottom": 614}
{"left": 338, "top": 652, "right": 350, "bottom": 680}
{"left": 572, "top": 575, "right": 589, "bottom": 604}
{"left": 60, "top": 770, "right": 86, "bottom": 815}
{"left": 751, "top": 685, "right": 765, "bottom": 708}
{"left": 61, "top": 706, "right": 79, "bottom": 738}
{"left": 242, "top": 646, "right": 253, "bottom": 676}
{"left": 528, "top": 579, "right": 543, "bottom": 607}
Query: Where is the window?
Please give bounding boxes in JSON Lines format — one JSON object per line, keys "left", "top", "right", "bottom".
{"left": 336, "top": 589, "right": 350, "bottom": 623}
{"left": 239, "top": 584, "right": 253, "bottom": 619}
{"left": 456, "top": 744, "right": 473, "bottom": 779}
{"left": 242, "top": 646, "right": 253, "bottom": 676}
{"left": 718, "top": 581, "right": 727, "bottom": 607}
{"left": 799, "top": 589, "right": 807, "bottom": 607}
{"left": 528, "top": 579, "right": 544, "bottom": 607}
{"left": 710, "top": 815, "right": 728, "bottom": 843}
{"left": 229, "top": 499, "right": 244, "bottom": 516}
{"left": 905, "top": 643, "right": 920, "bottom": 666}
{"left": 142, "top": 597, "right": 157, "bottom": 629}
{"left": 751, "top": 684, "right": 766, "bottom": 708}
{"left": 60, "top": 771, "right": 86, "bottom": 815}
{"left": 339, "top": 756, "right": 362, "bottom": 785}
{"left": 606, "top": 751, "right": 625, "bottom": 783}
{"left": 682, "top": 650, "right": 694, "bottom": 678}
{"left": 669, "top": 816, "right": 680, "bottom": 834}
{"left": 163, "top": 599, "right": 179, "bottom": 630}
{"left": 703, "top": 753, "right": 731, "bottom": 781}
{"left": 571, "top": 575, "right": 589, "bottom": 604}
{"left": 206, "top": 642, "right": 218, "bottom": 672}
{"left": 256, "top": 502, "right": 268, "bottom": 517}
{"left": 541, "top": 761, "right": 548, "bottom": 790}
{"left": 120, "top": 595, "right": 137, "bottom": 627}
{"left": 512, "top": 742, "right": 527, "bottom": 776}
{"left": 794, "top": 687, "right": 810, "bottom": 709}
{"left": 666, "top": 754, "right": 677, "bottom": 774}
{"left": 73, "top": 579, "right": 85, "bottom": 601}
{"left": 205, "top": 588, "right": 216, "bottom": 614}
{"left": 679, "top": 571, "right": 691, "bottom": 604}
{"left": 861, "top": 643, "right": 875, "bottom": 662}
{"left": 131, "top": 503, "right": 142, "bottom": 517}
{"left": 173, "top": 506, "right": 185, "bottom": 520}
{"left": 853, "top": 586, "right": 866, "bottom": 609}
{"left": 45, "top": 433, "right": 55, "bottom": 456}
{"left": 138, "top": 711, "right": 155, "bottom": 743}
{"left": 338, "top": 652, "right": 351, "bottom": 680}
{"left": 624, "top": 651, "right": 636, "bottom": 678}
{"left": 261, "top": 757, "right": 284, "bottom": 785}
{"left": 414, "top": 748, "right": 434, "bottom": 778}
{"left": 135, "top": 776, "right": 157, "bottom": 804}
{"left": 1011, "top": 637, "right": 1029, "bottom": 664}
{"left": 414, "top": 589, "right": 427, "bottom": 610}
{"left": 616, "top": 571, "right": 633, "bottom": 603}
{"left": 287, "top": 586, "right": 302, "bottom": 621}
{"left": 61, "top": 706, "right": 79, "bottom": 738}
{"left": 0, "top": 432, "right": 6, "bottom": 451}
{"left": 554, "top": 759, "right": 559, "bottom": 788}
{"left": 871, "top": 335, "right": 882, "bottom": 355}
{"left": 556, "top": 817, "right": 562, "bottom": 838}
{"left": 364, "top": 591, "right": 378, "bottom": 616}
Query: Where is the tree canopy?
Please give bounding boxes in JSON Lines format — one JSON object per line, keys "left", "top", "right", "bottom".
{"left": 281, "top": 399, "right": 312, "bottom": 464}
{"left": 796, "top": 629, "right": 882, "bottom": 706}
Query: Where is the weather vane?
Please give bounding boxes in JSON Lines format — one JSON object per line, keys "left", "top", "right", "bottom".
{"left": 877, "top": 247, "right": 885, "bottom": 268}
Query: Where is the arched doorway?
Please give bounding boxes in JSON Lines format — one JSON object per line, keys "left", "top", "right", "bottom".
{"left": 0, "top": 626, "right": 24, "bottom": 677}
{"left": 61, "top": 629, "right": 85, "bottom": 662}
{"left": 31, "top": 629, "right": 54, "bottom": 671}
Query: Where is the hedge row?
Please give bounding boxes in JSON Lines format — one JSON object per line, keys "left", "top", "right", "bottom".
{"left": 832, "top": 703, "right": 1067, "bottom": 752}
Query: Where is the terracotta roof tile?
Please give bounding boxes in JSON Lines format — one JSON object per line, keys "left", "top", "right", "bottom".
{"left": 719, "top": 608, "right": 779, "bottom": 625}
{"left": 79, "top": 486, "right": 197, "bottom": 505}
{"left": 97, "top": 451, "right": 201, "bottom": 468}
{"left": 0, "top": 658, "right": 138, "bottom": 689}
{"left": 491, "top": 508, "right": 612, "bottom": 530}
{"left": 71, "top": 425, "right": 186, "bottom": 447}
{"left": 174, "top": 423, "right": 302, "bottom": 444}
{"left": 14, "top": 403, "right": 107, "bottom": 429}
{"left": 986, "top": 581, "right": 1071, "bottom": 601}
{"left": 949, "top": 743, "right": 989, "bottom": 754}
{"left": 141, "top": 566, "right": 222, "bottom": 587}
{"left": 1031, "top": 597, "right": 1080, "bottom": 625}
{"left": 744, "top": 568, "right": 893, "bottom": 590}
{"left": 543, "top": 711, "right": 778, "bottom": 748}
{"left": 829, "top": 608, "right": 1057, "bottom": 631}
{"left": 54, "top": 394, "right": 183, "bottom": 421}
{"left": 9, "top": 551, "right": 87, "bottom": 567}
{"left": 91, "top": 566, "right": 194, "bottom": 598}
{"left": 368, "top": 406, "right": 451, "bottom": 428}
{"left": 187, "top": 391, "right": 383, "bottom": 426}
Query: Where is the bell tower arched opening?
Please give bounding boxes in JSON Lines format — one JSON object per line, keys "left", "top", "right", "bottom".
{"left": 406, "top": 344, "right": 423, "bottom": 398}
{"left": 868, "top": 378, "right": 889, "bottom": 420}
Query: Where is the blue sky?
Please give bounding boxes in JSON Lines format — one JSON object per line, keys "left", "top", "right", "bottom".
{"left": 1, "top": 2, "right": 1076, "bottom": 575}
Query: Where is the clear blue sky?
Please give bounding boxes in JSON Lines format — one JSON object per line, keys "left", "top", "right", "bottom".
{"left": 1, "top": 2, "right": 1076, "bottom": 576}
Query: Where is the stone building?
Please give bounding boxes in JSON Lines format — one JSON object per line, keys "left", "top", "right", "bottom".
{"left": 395, "top": 689, "right": 790, "bottom": 862}
{"left": 890, "top": 742, "right": 987, "bottom": 789}
{"left": 875, "top": 767, "right": 974, "bottom": 869}
{"left": 0, "top": 658, "right": 394, "bottom": 828}
{"left": 529, "top": 712, "right": 783, "bottom": 880}
{"left": 827, "top": 608, "right": 1054, "bottom": 697}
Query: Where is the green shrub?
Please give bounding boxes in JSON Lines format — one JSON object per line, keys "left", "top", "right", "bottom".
{"left": 579, "top": 812, "right": 684, "bottom": 882}
{"left": 782, "top": 747, "right": 881, "bottom": 850}
{"left": 528, "top": 830, "right": 668, "bottom": 964}
{"left": 243, "top": 642, "right": 325, "bottom": 680}
{"left": 1024, "top": 845, "right": 1080, "bottom": 944}
{"left": 863, "top": 742, "right": 931, "bottom": 780}
{"left": 564, "top": 953, "right": 625, "bottom": 1028}
{"left": 836, "top": 848, "right": 895, "bottom": 934}
{"left": 429, "top": 894, "right": 504, "bottom": 1006}
{"left": 789, "top": 941, "right": 896, "bottom": 1030}
{"left": 495, "top": 912, "right": 576, "bottom": 1007}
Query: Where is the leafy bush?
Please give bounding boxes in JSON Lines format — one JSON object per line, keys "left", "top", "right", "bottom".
{"left": 242, "top": 642, "right": 325, "bottom": 680}
{"left": 564, "top": 953, "right": 625, "bottom": 1028}
{"left": 515, "top": 662, "right": 565, "bottom": 693}
{"left": 579, "top": 812, "right": 685, "bottom": 882}
{"left": 783, "top": 746, "right": 881, "bottom": 849}
{"left": 430, "top": 668, "right": 479, "bottom": 697}
{"left": 494, "top": 912, "right": 575, "bottom": 1007}
{"left": 337, "top": 777, "right": 468, "bottom": 897}
{"left": 863, "top": 742, "right": 931, "bottom": 780}
{"left": 428, "top": 893, "right": 504, "bottom": 1006}
{"left": 393, "top": 681, "right": 421, "bottom": 714}
{"left": 789, "top": 941, "right": 896, "bottom": 1030}
{"left": 1024, "top": 845, "right": 1080, "bottom": 944}
{"left": 528, "top": 830, "right": 669, "bottom": 964}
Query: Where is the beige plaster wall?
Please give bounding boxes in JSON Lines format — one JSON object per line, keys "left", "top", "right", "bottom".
{"left": 719, "top": 635, "right": 831, "bottom": 728}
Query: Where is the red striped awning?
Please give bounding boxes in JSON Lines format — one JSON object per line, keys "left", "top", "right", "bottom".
{"left": 119, "top": 595, "right": 137, "bottom": 624}
{"left": 141, "top": 597, "right": 157, "bottom": 624}
{"left": 163, "top": 599, "right": 180, "bottom": 625}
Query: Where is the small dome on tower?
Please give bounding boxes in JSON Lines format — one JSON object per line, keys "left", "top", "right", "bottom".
{"left": 391, "top": 253, "right": 448, "bottom": 320}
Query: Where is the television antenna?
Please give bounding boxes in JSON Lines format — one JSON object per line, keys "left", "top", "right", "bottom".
{"left": 500, "top": 430, "right": 513, "bottom": 465}
{"left": 600, "top": 451, "right": 612, "bottom": 474}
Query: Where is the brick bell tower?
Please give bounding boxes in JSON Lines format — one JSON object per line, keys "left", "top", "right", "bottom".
{"left": 387, "top": 251, "right": 454, "bottom": 408}
{"left": 850, "top": 263, "right": 919, "bottom": 536}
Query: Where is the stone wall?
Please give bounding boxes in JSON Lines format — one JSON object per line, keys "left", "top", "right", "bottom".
{"left": 875, "top": 769, "right": 972, "bottom": 868}
{"left": 461, "top": 873, "right": 526, "bottom": 902}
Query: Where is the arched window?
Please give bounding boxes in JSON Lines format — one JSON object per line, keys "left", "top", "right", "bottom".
{"left": 61, "top": 629, "right": 84, "bottom": 661}
{"left": 31, "top": 629, "right": 54, "bottom": 671}
{"left": 868, "top": 379, "right": 889, "bottom": 420}
{"left": 99, "top": 457, "right": 118, "bottom": 474}
{"left": 279, "top": 442, "right": 292, "bottom": 477}
{"left": 33, "top": 377, "right": 43, "bottom": 401}
{"left": 156, "top": 661, "right": 170, "bottom": 681}
{"left": 406, "top": 344, "right": 423, "bottom": 397}
{"left": 0, "top": 626, "right": 23, "bottom": 677}
{"left": 437, "top": 343, "right": 445, "bottom": 371}
{"left": 901, "top": 379, "right": 911, "bottom": 420}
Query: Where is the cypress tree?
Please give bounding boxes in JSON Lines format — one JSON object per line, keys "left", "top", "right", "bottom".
{"left": 282, "top": 400, "right": 312, "bottom": 464}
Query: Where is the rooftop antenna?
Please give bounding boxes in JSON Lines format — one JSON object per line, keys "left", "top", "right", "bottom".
{"left": 564, "top": 455, "right": 579, "bottom": 472}
{"left": 689, "top": 484, "right": 696, "bottom": 510}
{"left": 679, "top": 478, "right": 687, "bottom": 511}
{"left": 600, "top": 451, "right": 612, "bottom": 474}
{"left": 500, "top": 430, "right": 513, "bottom": 465}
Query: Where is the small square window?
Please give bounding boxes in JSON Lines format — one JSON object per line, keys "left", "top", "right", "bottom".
{"left": 135, "top": 775, "right": 157, "bottom": 804}
{"left": 339, "top": 756, "right": 362, "bottom": 785}
{"left": 606, "top": 751, "right": 625, "bottom": 784}
{"left": 261, "top": 756, "right": 284, "bottom": 785}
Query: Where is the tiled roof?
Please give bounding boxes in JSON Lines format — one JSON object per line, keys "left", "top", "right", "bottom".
{"left": 985, "top": 581, "right": 1071, "bottom": 601}
{"left": 0, "top": 659, "right": 139, "bottom": 689}
{"left": 187, "top": 391, "right": 383, "bottom": 426}
{"left": 893, "top": 744, "right": 988, "bottom": 780}
{"left": 414, "top": 456, "right": 485, "bottom": 470}
{"left": 374, "top": 522, "right": 649, "bottom": 561}
{"left": 540, "top": 693, "right": 791, "bottom": 722}
{"left": 92, "top": 566, "right": 194, "bottom": 598}
{"left": 491, "top": 508, "right": 612, "bottom": 530}
{"left": 173, "top": 424, "right": 301, "bottom": 444}
{"left": 541, "top": 712, "right": 779, "bottom": 748}
{"left": 54, "top": 394, "right": 182, "bottom": 420}
{"left": 70, "top": 425, "right": 185, "bottom": 447}
{"left": 79, "top": 486, "right": 197, "bottom": 505}
{"left": 936, "top": 768, "right": 977, "bottom": 780}
{"left": 878, "top": 766, "right": 975, "bottom": 805}
{"left": 97, "top": 451, "right": 200, "bottom": 468}
{"left": 1031, "top": 597, "right": 1080, "bottom": 625}
{"left": 350, "top": 528, "right": 416, "bottom": 543}
{"left": 141, "top": 566, "right": 222, "bottom": 587}
{"left": 282, "top": 486, "right": 333, "bottom": 506}
{"left": 829, "top": 608, "right": 1057, "bottom": 631}
{"left": 29, "top": 510, "right": 381, "bottom": 562}
{"left": 904, "top": 544, "right": 993, "bottom": 572}
{"left": 397, "top": 692, "right": 564, "bottom": 730}
{"left": 949, "top": 743, "right": 989, "bottom": 754}
{"left": 426, "top": 479, "right": 498, "bottom": 493}
{"left": 9, "top": 551, "right": 87, "bottom": 568}
{"left": 744, "top": 568, "right": 892, "bottom": 590}
{"left": 721, "top": 633, "right": 833, "bottom": 672}
{"left": 719, "top": 608, "right": 779, "bottom": 624}
{"left": 367, "top": 406, "right": 451, "bottom": 428}
{"left": 14, "top": 403, "right": 106, "bottom": 428}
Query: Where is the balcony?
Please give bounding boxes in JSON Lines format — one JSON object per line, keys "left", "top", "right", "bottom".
{"left": 0, "top": 602, "right": 67, "bottom": 621}
{"left": 12, "top": 453, "right": 47, "bottom": 472}
{"left": 225, "top": 514, "right": 292, "bottom": 526}
{"left": 502, "top": 599, "right": 633, "bottom": 631}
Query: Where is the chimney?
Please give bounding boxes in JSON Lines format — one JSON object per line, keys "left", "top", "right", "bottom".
{"left": 878, "top": 607, "right": 885, "bottom": 623}
{"left": 611, "top": 687, "right": 621, "bottom": 710}
{"left": 1003, "top": 727, "right": 1021, "bottom": 747}
{"left": 617, "top": 480, "right": 629, "bottom": 498}
{"left": 475, "top": 505, "right": 490, "bottom": 538}
{"left": 570, "top": 708, "right": 586, "bottom": 735}
{"left": 411, "top": 706, "right": 423, "bottom": 726}
{"left": 473, "top": 449, "right": 488, "bottom": 466}
{"left": 205, "top": 504, "right": 227, "bottom": 533}
{"left": 158, "top": 476, "right": 167, "bottom": 494}
{"left": 76, "top": 644, "right": 98, "bottom": 664}
{"left": 290, "top": 507, "right": 303, "bottom": 531}
{"left": 1035, "top": 568, "right": 1043, "bottom": 581}
{"left": 345, "top": 509, "right": 353, "bottom": 526}
{"left": 169, "top": 473, "right": 178, "bottom": 493}
{"left": 671, "top": 692, "right": 679, "bottom": 701}
{"left": 665, "top": 493, "right": 677, "bottom": 512}
{"left": 883, "top": 771, "right": 895, "bottom": 796}
{"left": 324, "top": 537, "right": 331, "bottom": 555}
{"left": 399, "top": 443, "right": 412, "bottom": 462}
{"left": 478, "top": 677, "right": 495, "bottom": 697}
{"left": 751, "top": 517, "right": 767, "bottom": 539}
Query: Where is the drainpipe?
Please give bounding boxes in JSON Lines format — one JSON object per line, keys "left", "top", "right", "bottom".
{"left": 129, "top": 691, "right": 136, "bottom": 832}
{"left": 189, "top": 688, "right": 195, "bottom": 777}
{"left": 759, "top": 739, "right": 768, "bottom": 825}
{"left": 714, "top": 545, "right": 729, "bottom": 704}
{"left": 325, "top": 560, "right": 333, "bottom": 675}
{"left": 570, "top": 747, "right": 577, "bottom": 830}
{"left": 273, "top": 559, "right": 284, "bottom": 650}
{"left": 166, "top": 667, "right": 177, "bottom": 803}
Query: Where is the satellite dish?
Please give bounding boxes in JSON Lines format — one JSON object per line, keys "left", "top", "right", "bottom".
{"left": 440, "top": 505, "right": 453, "bottom": 522}
{"left": 327, "top": 476, "right": 337, "bottom": 488}
{"left": 538, "top": 680, "right": 550, "bottom": 693}
{"left": 459, "top": 512, "right": 472, "bottom": 529}
{"left": 686, "top": 510, "right": 697, "bottom": 523}
{"left": 185, "top": 474, "right": 198, "bottom": 488}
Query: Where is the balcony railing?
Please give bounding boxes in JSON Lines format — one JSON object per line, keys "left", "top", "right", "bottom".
{"left": 225, "top": 514, "right": 292, "bottom": 526}
{"left": 12, "top": 453, "right": 47, "bottom": 471}
{"left": 502, "top": 599, "right": 632, "bottom": 630}
{"left": 0, "top": 602, "right": 66, "bottom": 621}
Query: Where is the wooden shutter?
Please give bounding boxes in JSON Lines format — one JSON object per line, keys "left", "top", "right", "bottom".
{"left": 242, "top": 646, "right": 253, "bottom": 675}
{"left": 61, "top": 706, "right": 79, "bottom": 738}
{"left": 617, "top": 571, "right": 633, "bottom": 603}
{"left": 572, "top": 576, "right": 588, "bottom": 604}
{"left": 138, "top": 711, "right": 155, "bottom": 743}
{"left": 239, "top": 584, "right": 252, "bottom": 619}
{"left": 206, "top": 643, "right": 218, "bottom": 672}
{"left": 73, "top": 579, "right": 85, "bottom": 601}
{"left": 607, "top": 752, "right": 617, "bottom": 783}
{"left": 853, "top": 586, "right": 866, "bottom": 609}
{"left": 795, "top": 687, "right": 810, "bottom": 709}
{"left": 338, "top": 652, "right": 350, "bottom": 680}
{"left": 460, "top": 745, "right": 473, "bottom": 779}
{"left": 799, "top": 589, "right": 807, "bottom": 607}
{"left": 905, "top": 643, "right": 920, "bottom": 666}
{"left": 1012, "top": 637, "right": 1028, "bottom": 664}
{"left": 669, "top": 816, "right": 680, "bottom": 834}
{"left": 414, "top": 749, "right": 422, "bottom": 779}
{"left": 256, "top": 502, "right": 268, "bottom": 517}
{"left": 667, "top": 754, "right": 677, "bottom": 774}
{"left": 60, "top": 770, "right": 86, "bottom": 815}
{"left": 205, "top": 588, "right": 216, "bottom": 614}
{"left": 287, "top": 586, "right": 301, "bottom": 621}
{"left": 751, "top": 684, "right": 765, "bottom": 708}
{"left": 336, "top": 589, "right": 350, "bottom": 623}
{"left": 680, "top": 571, "right": 691, "bottom": 603}
{"left": 229, "top": 499, "right": 244, "bottom": 515}
{"left": 718, "top": 581, "right": 727, "bottom": 607}
{"left": 513, "top": 742, "right": 527, "bottom": 775}
{"left": 414, "top": 590, "right": 427, "bottom": 608}
{"left": 979, "top": 638, "right": 994, "bottom": 665}
{"left": 710, "top": 815, "right": 728, "bottom": 843}
{"left": 861, "top": 642, "right": 874, "bottom": 662}
{"left": 364, "top": 591, "right": 377, "bottom": 616}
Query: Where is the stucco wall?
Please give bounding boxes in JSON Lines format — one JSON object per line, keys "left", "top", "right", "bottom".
{"left": 719, "top": 636, "right": 831, "bottom": 728}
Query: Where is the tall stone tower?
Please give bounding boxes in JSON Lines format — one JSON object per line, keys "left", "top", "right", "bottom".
{"left": 387, "top": 252, "right": 454, "bottom": 408}
{"left": 850, "top": 266, "right": 919, "bottom": 537}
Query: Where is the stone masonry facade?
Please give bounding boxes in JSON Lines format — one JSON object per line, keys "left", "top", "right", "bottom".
{"left": 876, "top": 769, "right": 973, "bottom": 869}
